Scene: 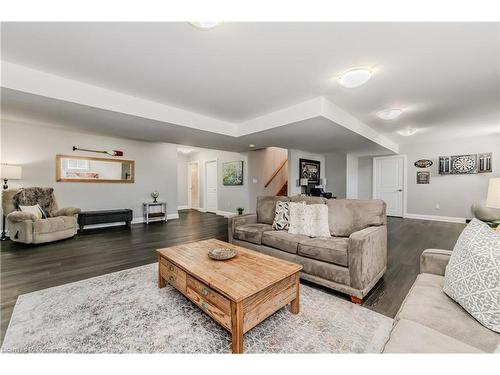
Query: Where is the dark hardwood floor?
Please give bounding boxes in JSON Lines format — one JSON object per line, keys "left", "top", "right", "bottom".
{"left": 0, "top": 210, "right": 465, "bottom": 343}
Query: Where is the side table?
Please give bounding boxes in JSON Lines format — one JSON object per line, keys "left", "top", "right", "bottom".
{"left": 143, "top": 202, "right": 167, "bottom": 224}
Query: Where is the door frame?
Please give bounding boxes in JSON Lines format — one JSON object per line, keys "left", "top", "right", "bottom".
{"left": 372, "top": 154, "right": 407, "bottom": 217}
{"left": 187, "top": 160, "right": 200, "bottom": 210}
{"left": 203, "top": 158, "right": 218, "bottom": 213}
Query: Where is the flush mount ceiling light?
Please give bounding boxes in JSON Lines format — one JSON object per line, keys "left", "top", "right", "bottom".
{"left": 397, "top": 128, "right": 418, "bottom": 137}
{"left": 249, "top": 144, "right": 255, "bottom": 148}
{"left": 337, "top": 68, "right": 372, "bottom": 88}
{"left": 189, "top": 22, "right": 221, "bottom": 30}
{"left": 178, "top": 147, "right": 195, "bottom": 154}
{"left": 376, "top": 108, "right": 403, "bottom": 120}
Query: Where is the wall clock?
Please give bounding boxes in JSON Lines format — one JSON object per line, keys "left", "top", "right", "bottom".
{"left": 450, "top": 154, "right": 477, "bottom": 174}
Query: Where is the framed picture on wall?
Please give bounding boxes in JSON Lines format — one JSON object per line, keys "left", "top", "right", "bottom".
{"left": 222, "top": 161, "right": 244, "bottom": 186}
{"left": 299, "top": 158, "right": 320, "bottom": 185}
{"left": 416, "top": 171, "right": 430, "bottom": 184}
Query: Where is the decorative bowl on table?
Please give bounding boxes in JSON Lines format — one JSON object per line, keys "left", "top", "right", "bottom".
{"left": 208, "top": 247, "right": 238, "bottom": 260}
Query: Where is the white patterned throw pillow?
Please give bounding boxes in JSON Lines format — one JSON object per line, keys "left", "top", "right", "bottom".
{"left": 305, "top": 204, "right": 330, "bottom": 238}
{"left": 272, "top": 201, "right": 290, "bottom": 230}
{"left": 443, "top": 218, "right": 500, "bottom": 333}
{"left": 288, "top": 202, "right": 308, "bottom": 235}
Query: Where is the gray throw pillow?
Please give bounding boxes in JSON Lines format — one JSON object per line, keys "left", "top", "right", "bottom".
{"left": 443, "top": 218, "right": 500, "bottom": 333}
{"left": 272, "top": 201, "right": 290, "bottom": 230}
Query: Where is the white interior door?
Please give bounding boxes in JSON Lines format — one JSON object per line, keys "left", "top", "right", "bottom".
{"left": 373, "top": 156, "right": 405, "bottom": 217}
{"left": 205, "top": 160, "right": 218, "bottom": 213}
{"left": 188, "top": 162, "right": 199, "bottom": 209}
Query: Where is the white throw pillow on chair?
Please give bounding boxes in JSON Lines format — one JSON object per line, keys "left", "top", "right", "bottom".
{"left": 19, "top": 204, "right": 44, "bottom": 220}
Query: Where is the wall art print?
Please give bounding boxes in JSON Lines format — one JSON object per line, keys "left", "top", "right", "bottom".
{"left": 299, "top": 159, "right": 321, "bottom": 185}
{"left": 416, "top": 171, "right": 430, "bottom": 184}
{"left": 222, "top": 161, "right": 243, "bottom": 186}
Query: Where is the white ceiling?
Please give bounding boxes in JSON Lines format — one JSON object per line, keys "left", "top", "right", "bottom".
{"left": 1, "top": 88, "right": 390, "bottom": 155}
{"left": 1, "top": 22, "right": 499, "bottom": 145}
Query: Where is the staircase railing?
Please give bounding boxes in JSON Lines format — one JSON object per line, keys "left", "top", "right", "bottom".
{"left": 264, "top": 159, "right": 288, "bottom": 188}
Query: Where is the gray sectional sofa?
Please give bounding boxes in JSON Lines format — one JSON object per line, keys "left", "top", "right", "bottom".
{"left": 383, "top": 249, "right": 500, "bottom": 353}
{"left": 228, "top": 195, "right": 387, "bottom": 302}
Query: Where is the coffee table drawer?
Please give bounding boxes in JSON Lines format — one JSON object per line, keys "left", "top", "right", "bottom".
{"left": 186, "top": 286, "right": 231, "bottom": 331}
{"left": 186, "top": 275, "right": 231, "bottom": 314}
{"left": 160, "top": 260, "right": 186, "bottom": 293}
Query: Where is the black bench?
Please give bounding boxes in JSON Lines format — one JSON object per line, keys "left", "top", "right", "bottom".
{"left": 78, "top": 209, "right": 133, "bottom": 231}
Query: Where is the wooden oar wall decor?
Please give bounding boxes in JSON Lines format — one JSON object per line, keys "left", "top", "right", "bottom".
{"left": 72, "top": 146, "right": 124, "bottom": 157}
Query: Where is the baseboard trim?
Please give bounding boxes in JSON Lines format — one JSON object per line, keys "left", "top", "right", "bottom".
{"left": 177, "top": 205, "right": 188, "bottom": 210}
{"left": 403, "top": 213, "right": 467, "bottom": 224}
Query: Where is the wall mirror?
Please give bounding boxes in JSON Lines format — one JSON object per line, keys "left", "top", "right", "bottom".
{"left": 56, "top": 155, "right": 135, "bottom": 183}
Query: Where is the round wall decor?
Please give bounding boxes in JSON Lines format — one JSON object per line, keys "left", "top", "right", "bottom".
{"left": 414, "top": 159, "right": 433, "bottom": 168}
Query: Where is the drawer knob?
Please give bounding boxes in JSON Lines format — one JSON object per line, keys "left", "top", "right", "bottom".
{"left": 169, "top": 265, "right": 174, "bottom": 271}
{"left": 201, "top": 302, "right": 209, "bottom": 310}
{"left": 169, "top": 276, "right": 174, "bottom": 282}
{"left": 201, "top": 287, "right": 209, "bottom": 296}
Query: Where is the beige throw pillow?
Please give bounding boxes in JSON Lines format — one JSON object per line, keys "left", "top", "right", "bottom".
{"left": 288, "top": 202, "right": 308, "bottom": 235}
{"left": 288, "top": 202, "right": 330, "bottom": 237}
{"left": 19, "top": 204, "right": 43, "bottom": 220}
{"left": 305, "top": 204, "right": 330, "bottom": 237}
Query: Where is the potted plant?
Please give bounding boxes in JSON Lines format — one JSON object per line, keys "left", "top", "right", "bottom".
{"left": 236, "top": 207, "right": 244, "bottom": 215}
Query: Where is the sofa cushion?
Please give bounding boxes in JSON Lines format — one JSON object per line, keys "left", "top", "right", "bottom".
{"left": 289, "top": 196, "right": 326, "bottom": 205}
{"left": 298, "top": 237, "right": 349, "bottom": 267}
{"left": 234, "top": 223, "right": 273, "bottom": 245}
{"left": 327, "top": 199, "right": 386, "bottom": 237}
{"left": 396, "top": 273, "right": 500, "bottom": 352}
{"left": 262, "top": 231, "right": 308, "bottom": 254}
{"left": 257, "top": 196, "right": 289, "bottom": 225}
{"left": 383, "top": 319, "right": 483, "bottom": 353}
{"left": 443, "top": 218, "right": 500, "bottom": 333}
{"left": 32, "top": 216, "right": 76, "bottom": 234}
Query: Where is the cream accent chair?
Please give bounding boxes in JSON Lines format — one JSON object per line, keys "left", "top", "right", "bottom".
{"left": 2, "top": 187, "right": 80, "bottom": 244}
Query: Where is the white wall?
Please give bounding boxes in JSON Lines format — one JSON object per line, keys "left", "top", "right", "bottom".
{"left": 356, "top": 134, "right": 500, "bottom": 219}
{"left": 177, "top": 153, "right": 188, "bottom": 208}
{"left": 1, "top": 121, "right": 179, "bottom": 220}
{"left": 345, "top": 154, "right": 359, "bottom": 199}
{"left": 287, "top": 149, "right": 326, "bottom": 196}
{"left": 324, "top": 152, "right": 346, "bottom": 198}
{"left": 401, "top": 135, "right": 500, "bottom": 219}
{"left": 187, "top": 148, "right": 249, "bottom": 215}
{"left": 357, "top": 156, "right": 373, "bottom": 199}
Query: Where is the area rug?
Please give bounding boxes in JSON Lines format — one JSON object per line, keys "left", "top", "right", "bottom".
{"left": 1, "top": 263, "right": 393, "bottom": 353}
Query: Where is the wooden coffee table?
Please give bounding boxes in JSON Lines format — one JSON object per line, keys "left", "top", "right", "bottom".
{"left": 157, "top": 239, "right": 302, "bottom": 353}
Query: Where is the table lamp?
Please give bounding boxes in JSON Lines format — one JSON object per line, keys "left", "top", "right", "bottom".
{"left": 486, "top": 177, "right": 500, "bottom": 209}
{"left": 1, "top": 164, "right": 22, "bottom": 241}
{"left": 300, "top": 178, "right": 308, "bottom": 195}
{"left": 1, "top": 164, "right": 22, "bottom": 190}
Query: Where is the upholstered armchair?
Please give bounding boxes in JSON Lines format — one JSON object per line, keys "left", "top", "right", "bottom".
{"left": 2, "top": 187, "right": 81, "bottom": 244}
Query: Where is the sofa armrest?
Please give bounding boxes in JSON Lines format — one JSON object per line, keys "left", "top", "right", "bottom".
{"left": 419, "top": 249, "right": 452, "bottom": 276}
{"left": 53, "top": 207, "right": 81, "bottom": 217}
{"left": 228, "top": 213, "right": 257, "bottom": 243}
{"left": 7, "top": 211, "right": 37, "bottom": 223}
{"left": 348, "top": 225, "right": 387, "bottom": 292}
